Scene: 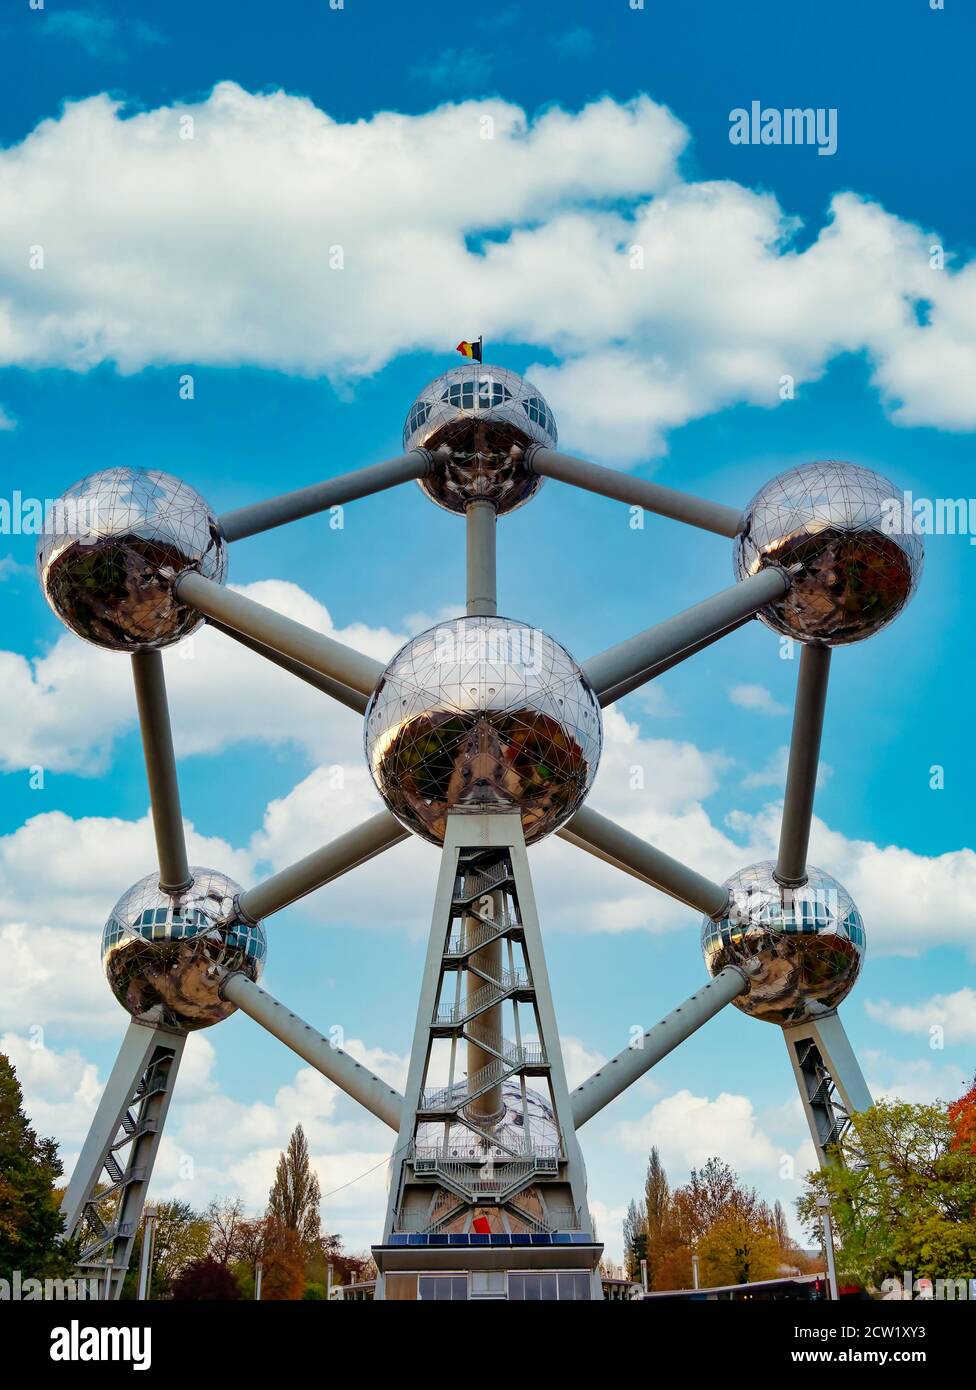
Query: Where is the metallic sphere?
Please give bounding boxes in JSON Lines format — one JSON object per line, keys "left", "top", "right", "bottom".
{"left": 102, "top": 868, "right": 266, "bottom": 1032}
{"left": 417, "top": 1080, "right": 559, "bottom": 1159}
{"left": 403, "top": 364, "right": 556, "bottom": 515}
{"left": 701, "top": 861, "right": 866, "bottom": 1026}
{"left": 734, "top": 460, "right": 923, "bottom": 645}
{"left": 365, "top": 616, "right": 602, "bottom": 845}
{"left": 37, "top": 467, "right": 227, "bottom": 651}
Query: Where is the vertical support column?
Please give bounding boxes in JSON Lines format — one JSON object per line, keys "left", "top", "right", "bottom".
{"left": 131, "top": 650, "right": 192, "bottom": 893}
{"left": 466, "top": 500, "right": 497, "bottom": 617}
{"left": 776, "top": 643, "right": 831, "bottom": 887}
{"left": 465, "top": 886, "right": 504, "bottom": 1123}
{"left": 61, "top": 1021, "right": 186, "bottom": 1299}
{"left": 782, "top": 1012, "right": 872, "bottom": 1169}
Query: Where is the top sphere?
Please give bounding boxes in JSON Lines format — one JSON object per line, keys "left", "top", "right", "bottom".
{"left": 734, "top": 460, "right": 923, "bottom": 645}
{"left": 37, "top": 467, "right": 227, "bottom": 651}
{"left": 403, "top": 364, "right": 556, "bottom": 515}
{"left": 701, "top": 861, "right": 866, "bottom": 1026}
{"left": 364, "top": 615, "right": 602, "bottom": 845}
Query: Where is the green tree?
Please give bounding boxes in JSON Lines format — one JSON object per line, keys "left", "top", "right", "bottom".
{"left": 797, "top": 1098, "right": 976, "bottom": 1289}
{"left": 123, "top": 1199, "right": 209, "bottom": 1298}
{"left": 267, "top": 1124, "right": 322, "bottom": 1251}
{"left": 0, "top": 1052, "right": 76, "bottom": 1280}
{"left": 622, "top": 1197, "right": 647, "bottom": 1280}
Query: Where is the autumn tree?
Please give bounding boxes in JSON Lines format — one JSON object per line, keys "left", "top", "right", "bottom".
{"left": 172, "top": 1255, "right": 241, "bottom": 1300}
{"left": 643, "top": 1147, "right": 670, "bottom": 1288}
{"left": 798, "top": 1097, "right": 976, "bottom": 1290}
{"left": 0, "top": 1052, "right": 75, "bottom": 1280}
{"left": 948, "top": 1073, "right": 976, "bottom": 1153}
{"left": 206, "top": 1197, "right": 247, "bottom": 1264}
{"left": 699, "top": 1209, "right": 782, "bottom": 1287}
{"left": 267, "top": 1125, "right": 322, "bottom": 1251}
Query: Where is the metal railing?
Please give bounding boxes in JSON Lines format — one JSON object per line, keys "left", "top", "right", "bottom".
{"left": 434, "top": 968, "right": 531, "bottom": 1025}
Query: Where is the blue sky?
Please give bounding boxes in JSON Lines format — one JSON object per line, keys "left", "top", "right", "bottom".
{"left": 1, "top": 0, "right": 974, "bottom": 1261}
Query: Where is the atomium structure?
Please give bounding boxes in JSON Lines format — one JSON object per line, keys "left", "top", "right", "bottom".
{"left": 48, "top": 361, "right": 922, "bottom": 1301}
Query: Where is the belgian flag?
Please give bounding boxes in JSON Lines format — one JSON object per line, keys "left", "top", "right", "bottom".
{"left": 456, "top": 336, "right": 483, "bottom": 363}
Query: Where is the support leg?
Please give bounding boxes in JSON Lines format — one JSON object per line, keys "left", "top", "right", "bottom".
{"left": 61, "top": 1021, "right": 185, "bottom": 1299}
{"left": 782, "top": 1012, "right": 872, "bottom": 1168}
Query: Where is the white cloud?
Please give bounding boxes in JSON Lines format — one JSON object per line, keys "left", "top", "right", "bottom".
{"left": 729, "top": 683, "right": 788, "bottom": 716}
{"left": 0, "top": 86, "right": 972, "bottom": 458}
{"left": 0, "top": 404, "right": 16, "bottom": 430}
{"left": 615, "top": 1088, "right": 783, "bottom": 1174}
{"left": 865, "top": 988, "right": 976, "bottom": 1046}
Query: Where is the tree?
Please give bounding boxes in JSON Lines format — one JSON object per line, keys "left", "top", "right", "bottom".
{"left": 622, "top": 1197, "right": 647, "bottom": 1280}
{"left": 0, "top": 1052, "right": 76, "bottom": 1281}
{"left": 206, "top": 1197, "right": 246, "bottom": 1264}
{"left": 643, "top": 1147, "right": 670, "bottom": 1287}
{"left": 797, "top": 1097, "right": 976, "bottom": 1290}
{"left": 259, "top": 1221, "right": 307, "bottom": 1301}
{"left": 267, "top": 1125, "right": 322, "bottom": 1251}
{"left": 126, "top": 1200, "right": 209, "bottom": 1298}
{"left": 699, "top": 1210, "right": 782, "bottom": 1287}
{"left": 948, "top": 1073, "right": 976, "bottom": 1153}
{"left": 171, "top": 1255, "right": 241, "bottom": 1300}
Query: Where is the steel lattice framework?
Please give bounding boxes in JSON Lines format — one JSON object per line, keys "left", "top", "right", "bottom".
{"left": 42, "top": 362, "right": 922, "bottom": 1301}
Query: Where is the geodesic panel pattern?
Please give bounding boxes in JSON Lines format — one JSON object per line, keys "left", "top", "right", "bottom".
{"left": 102, "top": 868, "right": 265, "bottom": 1032}
{"left": 416, "top": 1079, "right": 560, "bottom": 1159}
{"left": 403, "top": 364, "right": 556, "bottom": 514}
{"left": 37, "top": 467, "right": 227, "bottom": 651}
{"left": 365, "top": 616, "right": 602, "bottom": 845}
{"left": 701, "top": 861, "right": 865, "bottom": 1026}
{"left": 734, "top": 460, "right": 923, "bottom": 646}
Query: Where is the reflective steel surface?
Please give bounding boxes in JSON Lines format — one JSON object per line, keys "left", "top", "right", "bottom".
{"left": 102, "top": 868, "right": 266, "bottom": 1031}
{"left": 365, "top": 616, "right": 602, "bottom": 845}
{"left": 37, "top": 467, "right": 227, "bottom": 651}
{"left": 403, "top": 364, "right": 556, "bottom": 515}
{"left": 734, "top": 460, "right": 923, "bottom": 645}
{"left": 416, "top": 1079, "right": 559, "bottom": 1158}
{"left": 701, "top": 861, "right": 865, "bottom": 1026}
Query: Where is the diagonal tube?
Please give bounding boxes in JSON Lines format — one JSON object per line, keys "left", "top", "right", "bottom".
{"left": 206, "top": 617, "right": 368, "bottom": 714}
{"left": 559, "top": 805, "right": 730, "bottom": 918}
{"left": 237, "top": 809, "right": 408, "bottom": 923}
{"left": 527, "top": 447, "right": 743, "bottom": 538}
{"left": 219, "top": 451, "right": 430, "bottom": 542}
{"left": 775, "top": 642, "right": 831, "bottom": 887}
{"left": 571, "top": 967, "right": 748, "bottom": 1127}
{"left": 174, "top": 571, "right": 384, "bottom": 699}
{"left": 221, "top": 974, "right": 403, "bottom": 1130}
{"left": 583, "top": 568, "right": 790, "bottom": 706}
{"left": 131, "top": 651, "right": 192, "bottom": 892}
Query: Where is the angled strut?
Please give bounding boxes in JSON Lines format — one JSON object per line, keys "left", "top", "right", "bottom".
{"left": 560, "top": 805, "right": 730, "bottom": 918}
{"left": 237, "top": 809, "right": 408, "bottom": 922}
{"left": 174, "top": 571, "right": 383, "bottom": 703}
{"left": 571, "top": 967, "right": 748, "bottom": 1126}
{"left": 222, "top": 974, "right": 404, "bottom": 1130}
{"left": 583, "top": 568, "right": 790, "bottom": 706}
{"left": 219, "top": 450, "right": 430, "bottom": 542}
{"left": 526, "top": 446, "right": 743, "bottom": 538}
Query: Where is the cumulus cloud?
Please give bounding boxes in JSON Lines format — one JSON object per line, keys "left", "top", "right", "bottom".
{"left": 865, "top": 988, "right": 976, "bottom": 1046}
{"left": 0, "top": 85, "right": 972, "bottom": 458}
{"left": 615, "top": 1088, "right": 784, "bottom": 1174}
{"left": 729, "top": 683, "right": 788, "bottom": 716}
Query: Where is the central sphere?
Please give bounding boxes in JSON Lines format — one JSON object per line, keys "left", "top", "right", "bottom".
{"left": 701, "top": 862, "right": 865, "bottom": 1026}
{"left": 403, "top": 365, "right": 556, "bottom": 515}
{"left": 37, "top": 467, "right": 227, "bottom": 652}
{"left": 365, "top": 616, "right": 602, "bottom": 845}
{"left": 102, "top": 868, "right": 266, "bottom": 1032}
